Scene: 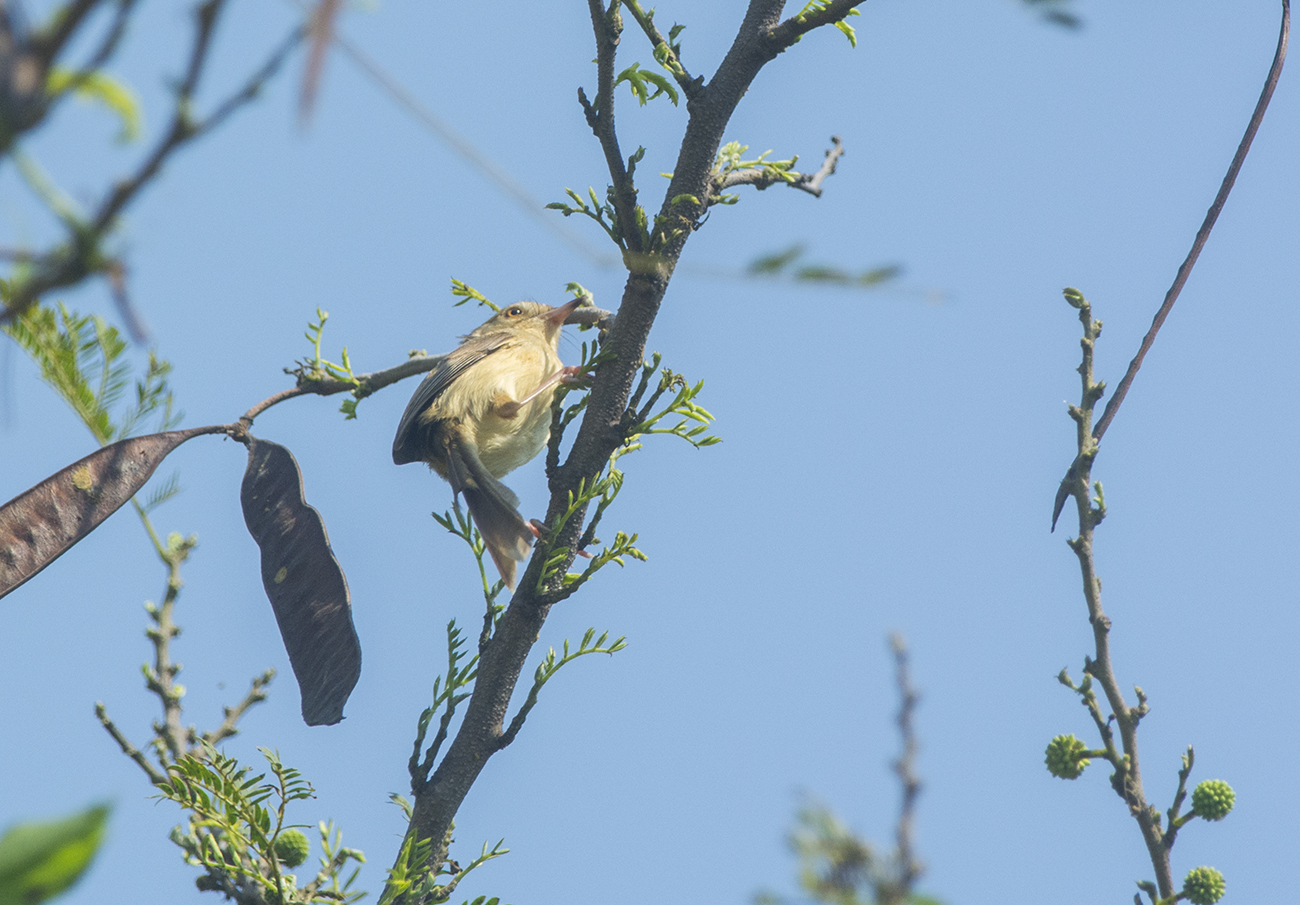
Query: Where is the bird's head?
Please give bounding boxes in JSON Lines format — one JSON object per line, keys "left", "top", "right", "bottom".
{"left": 468, "top": 299, "right": 582, "bottom": 347}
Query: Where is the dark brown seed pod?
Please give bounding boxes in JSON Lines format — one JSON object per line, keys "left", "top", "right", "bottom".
{"left": 0, "top": 426, "right": 227, "bottom": 600}
{"left": 240, "top": 436, "right": 360, "bottom": 726}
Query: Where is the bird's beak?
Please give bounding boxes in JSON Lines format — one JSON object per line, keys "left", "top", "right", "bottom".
{"left": 545, "top": 298, "right": 583, "bottom": 326}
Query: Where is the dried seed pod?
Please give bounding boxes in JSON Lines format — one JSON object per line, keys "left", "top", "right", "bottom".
{"left": 0, "top": 426, "right": 226, "bottom": 599}
{"left": 240, "top": 436, "right": 360, "bottom": 726}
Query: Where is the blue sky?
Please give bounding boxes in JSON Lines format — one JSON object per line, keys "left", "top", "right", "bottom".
{"left": 3, "top": 1, "right": 1298, "bottom": 903}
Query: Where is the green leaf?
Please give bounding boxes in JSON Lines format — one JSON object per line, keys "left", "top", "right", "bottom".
{"left": 0, "top": 804, "right": 110, "bottom": 905}
{"left": 834, "top": 17, "right": 858, "bottom": 48}
{"left": 46, "top": 69, "right": 141, "bottom": 142}
{"left": 613, "top": 62, "right": 679, "bottom": 107}
{"left": 748, "top": 244, "right": 805, "bottom": 275}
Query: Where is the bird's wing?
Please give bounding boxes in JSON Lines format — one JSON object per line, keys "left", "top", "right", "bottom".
{"left": 392, "top": 332, "right": 511, "bottom": 465}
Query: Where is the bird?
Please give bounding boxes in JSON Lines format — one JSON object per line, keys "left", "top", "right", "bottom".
{"left": 392, "top": 299, "right": 582, "bottom": 591}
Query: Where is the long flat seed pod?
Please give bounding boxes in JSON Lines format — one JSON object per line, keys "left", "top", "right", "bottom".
{"left": 0, "top": 426, "right": 228, "bottom": 600}
{"left": 240, "top": 436, "right": 360, "bottom": 726}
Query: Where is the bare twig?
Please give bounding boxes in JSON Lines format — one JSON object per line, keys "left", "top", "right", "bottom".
{"left": 715, "top": 136, "right": 844, "bottom": 198}
{"left": 79, "top": 0, "right": 140, "bottom": 72}
{"left": 200, "top": 669, "right": 275, "bottom": 747}
{"left": 95, "top": 701, "right": 167, "bottom": 784}
{"left": 144, "top": 538, "right": 195, "bottom": 764}
{"left": 1052, "top": 0, "right": 1289, "bottom": 530}
{"left": 887, "top": 633, "right": 923, "bottom": 901}
{"left": 797, "top": 135, "right": 844, "bottom": 197}
{"left": 91, "top": 16, "right": 305, "bottom": 234}
{"left": 1059, "top": 290, "right": 1172, "bottom": 897}
{"left": 31, "top": 0, "right": 105, "bottom": 63}
{"left": 1091, "top": 0, "right": 1289, "bottom": 443}
{"left": 581, "top": 0, "right": 643, "bottom": 254}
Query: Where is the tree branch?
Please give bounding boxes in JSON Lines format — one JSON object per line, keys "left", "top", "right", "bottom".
{"left": 622, "top": 0, "right": 701, "bottom": 101}
{"left": 2, "top": 9, "right": 305, "bottom": 323}
{"left": 200, "top": 669, "right": 275, "bottom": 747}
{"left": 888, "top": 633, "right": 923, "bottom": 901}
{"left": 582, "top": 0, "right": 643, "bottom": 254}
{"left": 715, "top": 135, "right": 843, "bottom": 197}
{"left": 1051, "top": 0, "right": 1289, "bottom": 530}
{"left": 386, "top": 2, "right": 859, "bottom": 891}
{"left": 1090, "top": 0, "right": 1289, "bottom": 444}
{"left": 30, "top": 0, "right": 105, "bottom": 62}
{"left": 1059, "top": 290, "right": 1171, "bottom": 898}
{"left": 768, "top": 0, "right": 868, "bottom": 54}
{"left": 95, "top": 701, "right": 167, "bottom": 785}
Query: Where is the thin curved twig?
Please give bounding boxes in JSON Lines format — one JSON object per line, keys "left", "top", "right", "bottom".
{"left": 1051, "top": 0, "right": 1290, "bottom": 530}
{"left": 1091, "top": 0, "right": 1290, "bottom": 443}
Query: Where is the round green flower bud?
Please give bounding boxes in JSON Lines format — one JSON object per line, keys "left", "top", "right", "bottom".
{"left": 273, "top": 829, "right": 311, "bottom": 867}
{"left": 1183, "top": 866, "right": 1225, "bottom": 905}
{"left": 1191, "top": 779, "right": 1235, "bottom": 821}
{"left": 1045, "top": 734, "right": 1090, "bottom": 779}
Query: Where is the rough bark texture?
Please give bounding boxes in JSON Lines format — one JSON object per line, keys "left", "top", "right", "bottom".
{"left": 395, "top": 0, "right": 868, "bottom": 888}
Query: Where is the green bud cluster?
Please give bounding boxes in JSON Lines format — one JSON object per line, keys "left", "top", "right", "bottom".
{"left": 1182, "top": 866, "right": 1226, "bottom": 905}
{"left": 273, "top": 829, "right": 311, "bottom": 868}
{"left": 1045, "top": 734, "right": 1090, "bottom": 779}
{"left": 1191, "top": 779, "right": 1235, "bottom": 821}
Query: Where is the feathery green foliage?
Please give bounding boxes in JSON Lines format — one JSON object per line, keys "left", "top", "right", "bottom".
{"left": 156, "top": 745, "right": 364, "bottom": 903}
{"left": 1, "top": 298, "right": 179, "bottom": 445}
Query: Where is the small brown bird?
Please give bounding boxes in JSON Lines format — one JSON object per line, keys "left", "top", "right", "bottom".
{"left": 393, "top": 299, "right": 581, "bottom": 590}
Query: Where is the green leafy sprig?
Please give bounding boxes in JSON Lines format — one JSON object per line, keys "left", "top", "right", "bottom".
{"left": 794, "top": 1, "right": 861, "bottom": 47}
{"left": 157, "top": 745, "right": 363, "bottom": 904}
{"left": 450, "top": 278, "right": 499, "bottom": 312}
{"left": 292, "top": 308, "right": 362, "bottom": 418}
{"left": 613, "top": 61, "right": 678, "bottom": 107}
{"left": 2, "top": 299, "right": 180, "bottom": 444}
{"left": 408, "top": 620, "right": 481, "bottom": 794}
{"left": 499, "top": 628, "right": 627, "bottom": 750}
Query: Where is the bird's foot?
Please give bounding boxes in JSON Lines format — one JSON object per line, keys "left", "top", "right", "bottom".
{"left": 528, "top": 518, "right": 593, "bottom": 558}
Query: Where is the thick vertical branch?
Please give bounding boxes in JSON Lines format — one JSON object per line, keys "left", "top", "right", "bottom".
{"left": 390, "top": 1, "right": 870, "bottom": 892}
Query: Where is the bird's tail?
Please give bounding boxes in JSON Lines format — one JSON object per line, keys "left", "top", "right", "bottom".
{"left": 444, "top": 433, "right": 533, "bottom": 591}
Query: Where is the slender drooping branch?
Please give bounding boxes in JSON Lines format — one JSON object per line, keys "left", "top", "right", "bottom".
{"left": 1051, "top": 0, "right": 1289, "bottom": 529}
{"left": 387, "top": 1, "right": 867, "bottom": 894}
{"left": 1091, "top": 0, "right": 1289, "bottom": 443}
{"left": 1049, "top": 24, "right": 1291, "bottom": 893}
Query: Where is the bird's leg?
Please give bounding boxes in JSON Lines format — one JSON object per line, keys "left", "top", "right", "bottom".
{"left": 528, "top": 517, "right": 594, "bottom": 559}
{"left": 495, "top": 366, "right": 584, "bottom": 419}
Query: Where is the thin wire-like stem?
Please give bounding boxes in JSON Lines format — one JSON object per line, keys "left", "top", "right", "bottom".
{"left": 1092, "top": 0, "right": 1290, "bottom": 442}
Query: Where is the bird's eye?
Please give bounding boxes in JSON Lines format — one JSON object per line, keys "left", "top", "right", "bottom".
{"left": 506, "top": 306, "right": 523, "bottom": 317}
